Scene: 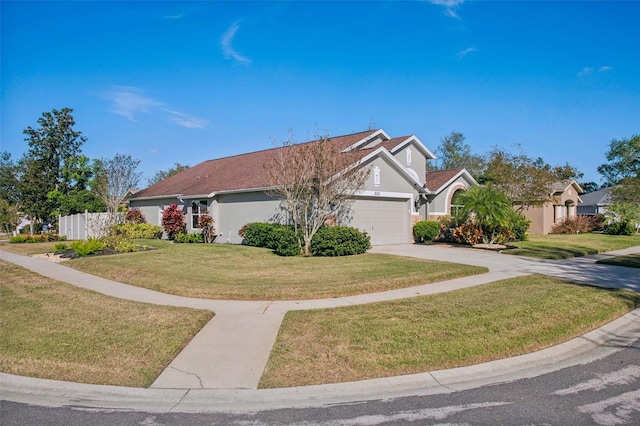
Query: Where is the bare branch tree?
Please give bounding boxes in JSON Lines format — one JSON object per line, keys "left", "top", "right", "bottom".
{"left": 96, "top": 153, "right": 142, "bottom": 225}
{"left": 266, "top": 133, "right": 370, "bottom": 256}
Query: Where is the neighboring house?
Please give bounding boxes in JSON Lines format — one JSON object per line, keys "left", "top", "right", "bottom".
{"left": 128, "top": 129, "right": 476, "bottom": 245}
{"left": 577, "top": 187, "right": 613, "bottom": 216}
{"left": 518, "top": 180, "right": 584, "bottom": 234}
{"left": 424, "top": 168, "right": 478, "bottom": 220}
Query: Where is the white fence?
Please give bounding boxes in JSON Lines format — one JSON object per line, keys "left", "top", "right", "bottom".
{"left": 58, "top": 211, "right": 124, "bottom": 240}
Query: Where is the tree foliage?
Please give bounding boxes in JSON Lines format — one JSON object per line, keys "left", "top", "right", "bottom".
{"left": 431, "top": 131, "right": 485, "bottom": 177}
{"left": 597, "top": 134, "right": 640, "bottom": 205}
{"left": 17, "top": 108, "right": 101, "bottom": 222}
{"left": 0, "top": 198, "right": 20, "bottom": 235}
{"left": 266, "top": 133, "right": 370, "bottom": 256}
{"left": 481, "top": 145, "right": 579, "bottom": 212}
{"left": 148, "top": 162, "right": 190, "bottom": 186}
{"left": 95, "top": 154, "right": 142, "bottom": 223}
{"left": 0, "top": 152, "right": 20, "bottom": 204}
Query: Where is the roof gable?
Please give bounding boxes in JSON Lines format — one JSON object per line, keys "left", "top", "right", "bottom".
{"left": 425, "top": 168, "right": 477, "bottom": 192}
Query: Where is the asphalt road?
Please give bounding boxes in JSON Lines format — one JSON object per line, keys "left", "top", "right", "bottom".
{"left": 3, "top": 338, "right": 638, "bottom": 426}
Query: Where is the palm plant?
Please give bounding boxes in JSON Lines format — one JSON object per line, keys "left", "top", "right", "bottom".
{"left": 456, "top": 185, "right": 515, "bottom": 244}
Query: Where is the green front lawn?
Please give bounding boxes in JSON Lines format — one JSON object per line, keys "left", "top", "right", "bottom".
{"left": 0, "top": 260, "right": 213, "bottom": 387}
{"left": 63, "top": 241, "right": 487, "bottom": 300}
{"left": 503, "top": 233, "right": 640, "bottom": 259}
{"left": 260, "top": 275, "right": 640, "bottom": 388}
{"left": 597, "top": 253, "right": 640, "bottom": 269}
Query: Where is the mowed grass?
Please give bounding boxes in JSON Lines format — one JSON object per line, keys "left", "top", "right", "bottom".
{"left": 597, "top": 253, "right": 640, "bottom": 269}
{"left": 259, "top": 275, "right": 640, "bottom": 388}
{"left": 0, "top": 260, "right": 213, "bottom": 387}
{"left": 64, "top": 241, "right": 487, "bottom": 300}
{"left": 0, "top": 241, "right": 64, "bottom": 255}
{"left": 503, "top": 233, "right": 640, "bottom": 259}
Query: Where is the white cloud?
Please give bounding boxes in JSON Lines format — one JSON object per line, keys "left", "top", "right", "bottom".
{"left": 578, "top": 66, "right": 613, "bottom": 76}
{"left": 164, "top": 109, "right": 210, "bottom": 129}
{"left": 578, "top": 66, "right": 594, "bottom": 76}
{"left": 456, "top": 47, "right": 477, "bottom": 59}
{"left": 220, "top": 21, "right": 251, "bottom": 64}
{"left": 427, "top": 0, "right": 465, "bottom": 19}
{"left": 101, "top": 86, "right": 208, "bottom": 129}
{"left": 106, "top": 86, "right": 163, "bottom": 121}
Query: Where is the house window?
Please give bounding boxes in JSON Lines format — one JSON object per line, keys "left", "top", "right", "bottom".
{"left": 373, "top": 166, "right": 381, "bottom": 187}
{"left": 406, "top": 147, "right": 412, "bottom": 166}
{"left": 191, "top": 200, "right": 208, "bottom": 228}
{"left": 450, "top": 189, "right": 465, "bottom": 217}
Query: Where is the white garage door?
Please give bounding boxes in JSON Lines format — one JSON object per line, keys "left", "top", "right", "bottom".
{"left": 349, "top": 198, "right": 410, "bottom": 245}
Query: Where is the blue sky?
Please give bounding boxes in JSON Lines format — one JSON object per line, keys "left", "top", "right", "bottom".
{"left": 2, "top": 0, "right": 639, "bottom": 186}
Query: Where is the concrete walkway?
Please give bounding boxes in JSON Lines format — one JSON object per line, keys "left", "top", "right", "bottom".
{"left": 1, "top": 244, "right": 639, "bottom": 391}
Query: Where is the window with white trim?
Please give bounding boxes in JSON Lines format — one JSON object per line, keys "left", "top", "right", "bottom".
{"left": 191, "top": 200, "right": 208, "bottom": 228}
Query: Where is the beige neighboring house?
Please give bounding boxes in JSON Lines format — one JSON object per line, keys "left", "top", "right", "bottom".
{"left": 518, "top": 180, "right": 584, "bottom": 234}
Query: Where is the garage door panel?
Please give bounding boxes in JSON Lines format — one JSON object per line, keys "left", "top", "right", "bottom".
{"left": 349, "top": 198, "right": 409, "bottom": 245}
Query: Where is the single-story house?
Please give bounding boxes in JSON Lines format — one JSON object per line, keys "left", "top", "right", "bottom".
{"left": 128, "top": 129, "right": 476, "bottom": 245}
{"left": 518, "top": 180, "right": 584, "bottom": 234}
{"left": 577, "top": 187, "right": 613, "bottom": 216}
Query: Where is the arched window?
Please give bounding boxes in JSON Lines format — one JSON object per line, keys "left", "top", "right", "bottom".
{"left": 450, "top": 189, "right": 465, "bottom": 217}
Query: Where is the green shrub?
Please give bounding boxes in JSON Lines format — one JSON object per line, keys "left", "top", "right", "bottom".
{"left": 241, "top": 223, "right": 286, "bottom": 249}
{"left": 54, "top": 242, "right": 68, "bottom": 251}
{"left": 9, "top": 234, "right": 66, "bottom": 244}
{"left": 604, "top": 221, "right": 636, "bottom": 236}
{"left": 310, "top": 226, "right": 371, "bottom": 257}
{"left": 101, "top": 235, "right": 139, "bottom": 253}
{"left": 70, "top": 239, "right": 105, "bottom": 256}
{"left": 272, "top": 227, "right": 300, "bottom": 256}
{"left": 413, "top": 220, "right": 441, "bottom": 244}
{"left": 174, "top": 232, "right": 205, "bottom": 243}
{"left": 509, "top": 214, "right": 531, "bottom": 241}
{"left": 112, "top": 223, "right": 163, "bottom": 239}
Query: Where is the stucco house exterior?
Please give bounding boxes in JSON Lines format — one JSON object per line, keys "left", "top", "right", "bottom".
{"left": 518, "top": 180, "right": 584, "bottom": 234}
{"left": 128, "top": 129, "right": 476, "bottom": 245}
{"left": 424, "top": 168, "right": 478, "bottom": 220}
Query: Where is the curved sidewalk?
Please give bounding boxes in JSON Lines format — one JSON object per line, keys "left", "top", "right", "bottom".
{"left": 1, "top": 244, "right": 639, "bottom": 411}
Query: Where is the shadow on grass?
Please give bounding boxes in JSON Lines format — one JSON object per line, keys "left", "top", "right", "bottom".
{"left": 503, "top": 246, "right": 599, "bottom": 259}
{"left": 596, "top": 254, "right": 640, "bottom": 269}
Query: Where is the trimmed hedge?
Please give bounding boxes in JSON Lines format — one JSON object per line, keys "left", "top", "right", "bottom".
{"left": 174, "top": 232, "right": 205, "bottom": 243}
{"left": 241, "top": 223, "right": 287, "bottom": 249}
{"left": 310, "top": 226, "right": 371, "bottom": 256}
{"left": 9, "top": 234, "right": 66, "bottom": 243}
{"left": 413, "top": 220, "right": 440, "bottom": 244}
{"left": 111, "top": 223, "right": 163, "bottom": 239}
